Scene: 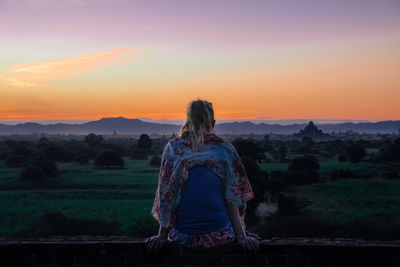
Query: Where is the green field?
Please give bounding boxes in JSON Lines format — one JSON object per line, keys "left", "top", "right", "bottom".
{"left": 0, "top": 158, "right": 160, "bottom": 238}
{"left": 1, "top": 158, "right": 399, "bottom": 239}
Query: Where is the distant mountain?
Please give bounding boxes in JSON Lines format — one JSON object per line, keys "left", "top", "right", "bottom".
{"left": 215, "top": 120, "right": 400, "bottom": 134}
{"left": 0, "top": 117, "right": 399, "bottom": 135}
{"left": 0, "top": 117, "right": 180, "bottom": 135}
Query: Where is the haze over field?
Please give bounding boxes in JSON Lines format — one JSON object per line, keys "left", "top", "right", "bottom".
{"left": 0, "top": 0, "right": 399, "bottom": 123}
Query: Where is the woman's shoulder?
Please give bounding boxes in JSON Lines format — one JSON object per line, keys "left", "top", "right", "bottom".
{"left": 204, "top": 133, "right": 238, "bottom": 155}
{"left": 166, "top": 133, "right": 237, "bottom": 156}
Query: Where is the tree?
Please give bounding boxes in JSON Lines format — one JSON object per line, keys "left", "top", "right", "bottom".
{"left": 138, "top": 134, "right": 152, "bottom": 150}
{"left": 288, "top": 155, "right": 320, "bottom": 172}
{"left": 150, "top": 155, "right": 161, "bottom": 166}
{"left": 5, "top": 155, "right": 30, "bottom": 168}
{"left": 232, "top": 138, "right": 266, "bottom": 162}
{"left": 95, "top": 150, "right": 124, "bottom": 169}
{"left": 130, "top": 150, "right": 148, "bottom": 160}
{"left": 379, "top": 137, "right": 400, "bottom": 162}
{"left": 74, "top": 153, "right": 90, "bottom": 164}
{"left": 287, "top": 155, "right": 320, "bottom": 185}
{"left": 84, "top": 133, "right": 104, "bottom": 147}
{"left": 20, "top": 156, "right": 60, "bottom": 181}
{"left": 278, "top": 144, "right": 288, "bottom": 163}
{"left": 345, "top": 144, "right": 366, "bottom": 163}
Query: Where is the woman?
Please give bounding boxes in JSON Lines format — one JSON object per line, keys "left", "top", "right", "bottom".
{"left": 146, "top": 99, "right": 261, "bottom": 254}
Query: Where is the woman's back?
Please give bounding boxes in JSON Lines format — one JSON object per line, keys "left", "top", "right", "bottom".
{"left": 176, "top": 165, "right": 230, "bottom": 234}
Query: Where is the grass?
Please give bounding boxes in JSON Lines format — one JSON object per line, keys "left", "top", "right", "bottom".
{"left": 290, "top": 178, "right": 400, "bottom": 226}
{"left": 1, "top": 155, "right": 399, "bottom": 239}
{"left": 0, "top": 157, "right": 160, "bottom": 237}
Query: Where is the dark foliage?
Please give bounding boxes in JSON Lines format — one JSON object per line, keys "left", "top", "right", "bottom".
{"left": 301, "top": 136, "right": 314, "bottom": 147}
{"left": 240, "top": 156, "right": 269, "bottom": 223}
{"left": 37, "top": 136, "right": 50, "bottom": 146}
{"left": 95, "top": 150, "right": 124, "bottom": 169}
{"left": 285, "top": 169, "right": 320, "bottom": 185}
{"left": 338, "top": 154, "right": 348, "bottom": 162}
{"left": 43, "top": 145, "right": 75, "bottom": 162}
{"left": 13, "top": 145, "right": 35, "bottom": 158}
{"left": 277, "top": 144, "right": 288, "bottom": 163}
{"left": 130, "top": 150, "right": 148, "bottom": 160}
{"left": 74, "top": 153, "right": 90, "bottom": 164}
{"left": 329, "top": 169, "right": 355, "bottom": 180}
{"left": 267, "top": 170, "right": 287, "bottom": 195}
{"left": 150, "top": 155, "right": 161, "bottom": 166}
{"left": 5, "top": 155, "right": 30, "bottom": 168}
{"left": 20, "top": 165, "right": 47, "bottom": 181}
{"left": 286, "top": 155, "right": 320, "bottom": 185}
{"left": 345, "top": 144, "right": 367, "bottom": 163}
{"left": 288, "top": 155, "right": 320, "bottom": 172}
{"left": 276, "top": 192, "right": 311, "bottom": 216}
{"left": 0, "top": 152, "right": 11, "bottom": 160}
{"left": 22, "top": 156, "right": 60, "bottom": 179}
{"left": 232, "top": 138, "right": 266, "bottom": 162}
{"left": 41, "top": 211, "right": 121, "bottom": 236}
{"left": 382, "top": 171, "right": 400, "bottom": 179}
{"left": 138, "top": 134, "right": 152, "bottom": 150}
{"left": 84, "top": 133, "right": 104, "bottom": 147}
{"left": 379, "top": 137, "right": 400, "bottom": 162}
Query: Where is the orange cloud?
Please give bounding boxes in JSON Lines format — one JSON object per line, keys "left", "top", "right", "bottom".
{"left": 0, "top": 48, "right": 144, "bottom": 88}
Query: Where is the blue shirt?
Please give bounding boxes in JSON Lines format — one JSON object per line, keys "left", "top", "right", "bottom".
{"left": 175, "top": 165, "right": 231, "bottom": 234}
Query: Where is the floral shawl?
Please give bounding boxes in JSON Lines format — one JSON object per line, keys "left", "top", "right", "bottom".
{"left": 151, "top": 132, "right": 255, "bottom": 231}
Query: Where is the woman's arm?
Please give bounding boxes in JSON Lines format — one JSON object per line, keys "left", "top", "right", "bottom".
{"left": 225, "top": 200, "right": 246, "bottom": 240}
{"left": 225, "top": 200, "right": 259, "bottom": 253}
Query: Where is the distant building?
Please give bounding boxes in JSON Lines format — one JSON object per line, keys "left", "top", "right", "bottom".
{"left": 113, "top": 130, "right": 117, "bottom": 135}
{"left": 294, "top": 121, "right": 330, "bottom": 138}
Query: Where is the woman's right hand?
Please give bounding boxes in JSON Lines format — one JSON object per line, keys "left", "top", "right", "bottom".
{"left": 146, "top": 234, "right": 168, "bottom": 254}
{"left": 237, "top": 236, "right": 260, "bottom": 254}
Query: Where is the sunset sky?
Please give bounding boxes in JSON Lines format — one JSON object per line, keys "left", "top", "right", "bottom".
{"left": 1, "top": 0, "right": 399, "bottom": 123}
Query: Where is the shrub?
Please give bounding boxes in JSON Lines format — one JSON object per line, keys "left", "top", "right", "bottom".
{"left": 21, "top": 156, "right": 60, "bottom": 180}
{"left": 276, "top": 192, "right": 310, "bottom": 216}
{"left": 74, "top": 153, "right": 89, "bottom": 164}
{"left": 43, "top": 145, "right": 75, "bottom": 162}
{"left": 5, "top": 155, "right": 30, "bottom": 168}
{"left": 267, "top": 170, "right": 287, "bottom": 195}
{"left": 383, "top": 171, "right": 399, "bottom": 179}
{"left": 329, "top": 169, "right": 354, "bottom": 180}
{"left": 285, "top": 169, "right": 319, "bottom": 185}
{"left": 239, "top": 156, "right": 269, "bottom": 224}
{"left": 130, "top": 150, "right": 148, "bottom": 160}
{"left": 150, "top": 155, "right": 161, "bottom": 166}
{"left": 379, "top": 138, "right": 400, "bottom": 162}
{"left": 345, "top": 144, "right": 367, "bottom": 163}
{"left": 20, "top": 165, "right": 47, "bottom": 181}
{"left": 84, "top": 133, "right": 104, "bottom": 147}
{"left": 95, "top": 150, "right": 124, "bottom": 169}
{"left": 287, "top": 155, "right": 320, "bottom": 185}
{"left": 13, "top": 145, "right": 35, "bottom": 158}
{"left": 288, "top": 155, "right": 320, "bottom": 172}
{"left": 338, "top": 154, "right": 348, "bottom": 162}
{"left": 232, "top": 138, "right": 266, "bottom": 162}
{"left": 138, "top": 134, "right": 152, "bottom": 150}
{"left": 0, "top": 152, "right": 11, "bottom": 160}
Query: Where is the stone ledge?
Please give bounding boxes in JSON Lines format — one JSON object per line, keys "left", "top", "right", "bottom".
{"left": 0, "top": 236, "right": 399, "bottom": 266}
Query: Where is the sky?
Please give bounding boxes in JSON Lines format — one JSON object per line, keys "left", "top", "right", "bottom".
{"left": 0, "top": 0, "right": 399, "bottom": 123}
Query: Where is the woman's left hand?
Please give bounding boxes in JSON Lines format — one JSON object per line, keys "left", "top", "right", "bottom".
{"left": 146, "top": 234, "right": 168, "bottom": 254}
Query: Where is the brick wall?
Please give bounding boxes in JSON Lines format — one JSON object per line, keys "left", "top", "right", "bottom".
{"left": 1, "top": 236, "right": 399, "bottom": 266}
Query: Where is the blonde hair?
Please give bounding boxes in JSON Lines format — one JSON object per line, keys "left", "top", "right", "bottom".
{"left": 179, "top": 99, "right": 215, "bottom": 149}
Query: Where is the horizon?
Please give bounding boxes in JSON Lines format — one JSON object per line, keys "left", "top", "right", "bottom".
{"left": 1, "top": 0, "right": 399, "bottom": 121}
{"left": 0, "top": 116, "right": 390, "bottom": 126}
